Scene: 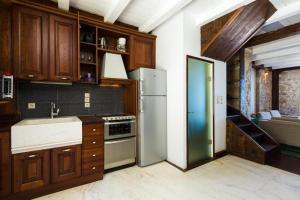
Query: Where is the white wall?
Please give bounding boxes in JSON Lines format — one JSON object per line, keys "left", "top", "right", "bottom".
{"left": 153, "top": 2, "right": 227, "bottom": 169}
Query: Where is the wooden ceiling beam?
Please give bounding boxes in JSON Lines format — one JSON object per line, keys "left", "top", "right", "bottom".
{"left": 246, "top": 22, "right": 300, "bottom": 47}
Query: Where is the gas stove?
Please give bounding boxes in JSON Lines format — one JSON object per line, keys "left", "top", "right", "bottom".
{"left": 101, "top": 114, "right": 135, "bottom": 122}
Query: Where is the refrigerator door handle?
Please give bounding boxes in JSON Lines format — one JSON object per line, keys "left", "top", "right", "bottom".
{"left": 140, "top": 79, "right": 144, "bottom": 95}
{"left": 140, "top": 98, "right": 144, "bottom": 113}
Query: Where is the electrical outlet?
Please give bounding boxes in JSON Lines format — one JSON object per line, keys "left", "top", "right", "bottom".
{"left": 84, "top": 97, "right": 90, "bottom": 103}
{"left": 28, "top": 103, "right": 36, "bottom": 109}
{"left": 84, "top": 102, "right": 90, "bottom": 108}
{"left": 84, "top": 93, "right": 90, "bottom": 98}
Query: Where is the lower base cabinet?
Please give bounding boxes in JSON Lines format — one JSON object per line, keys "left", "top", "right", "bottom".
{"left": 13, "top": 150, "right": 50, "bottom": 192}
{"left": 51, "top": 145, "right": 81, "bottom": 183}
{"left": 0, "top": 132, "right": 11, "bottom": 197}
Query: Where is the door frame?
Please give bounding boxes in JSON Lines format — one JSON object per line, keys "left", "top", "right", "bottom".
{"left": 186, "top": 55, "right": 215, "bottom": 170}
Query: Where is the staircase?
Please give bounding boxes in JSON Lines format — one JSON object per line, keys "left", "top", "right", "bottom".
{"left": 227, "top": 114, "right": 280, "bottom": 164}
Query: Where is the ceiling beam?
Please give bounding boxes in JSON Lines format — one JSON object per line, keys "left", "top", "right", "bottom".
{"left": 139, "top": 0, "right": 193, "bottom": 33}
{"left": 246, "top": 21, "right": 300, "bottom": 47}
{"left": 265, "top": 1, "right": 300, "bottom": 25}
{"left": 196, "top": 0, "right": 255, "bottom": 26}
{"left": 252, "top": 46, "right": 300, "bottom": 61}
{"left": 255, "top": 54, "right": 300, "bottom": 66}
{"left": 57, "top": 0, "right": 69, "bottom": 11}
{"left": 271, "top": 61, "right": 300, "bottom": 69}
{"left": 104, "top": 0, "right": 131, "bottom": 23}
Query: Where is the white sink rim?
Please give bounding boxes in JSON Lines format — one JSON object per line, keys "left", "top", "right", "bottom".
{"left": 13, "top": 116, "right": 81, "bottom": 126}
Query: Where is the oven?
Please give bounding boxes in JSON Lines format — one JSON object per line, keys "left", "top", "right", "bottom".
{"left": 102, "top": 115, "right": 136, "bottom": 170}
{"left": 103, "top": 116, "right": 136, "bottom": 140}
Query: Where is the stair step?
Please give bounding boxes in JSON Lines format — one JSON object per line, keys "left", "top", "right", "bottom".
{"left": 237, "top": 123, "right": 252, "bottom": 127}
{"left": 248, "top": 132, "right": 264, "bottom": 139}
{"left": 261, "top": 144, "right": 278, "bottom": 152}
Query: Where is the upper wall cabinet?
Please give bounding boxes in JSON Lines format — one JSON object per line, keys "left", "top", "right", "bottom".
{"left": 49, "top": 15, "right": 78, "bottom": 82}
{"left": 13, "top": 6, "right": 49, "bottom": 80}
{"left": 201, "top": 0, "right": 276, "bottom": 62}
{"left": 129, "top": 35, "right": 156, "bottom": 71}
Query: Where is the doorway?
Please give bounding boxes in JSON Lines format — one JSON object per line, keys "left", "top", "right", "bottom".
{"left": 186, "top": 55, "right": 214, "bottom": 169}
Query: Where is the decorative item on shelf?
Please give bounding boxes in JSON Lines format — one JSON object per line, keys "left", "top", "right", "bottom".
{"left": 85, "top": 32, "right": 95, "bottom": 43}
{"left": 99, "top": 37, "right": 107, "bottom": 49}
{"left": 117, "top": 37, "right": 127, "bottom": 52}
{"left": 85, "top": 73, "right": 95, "bottom": 83}
{"left": 80, "top": 52, "right": 85, "bottom": 62}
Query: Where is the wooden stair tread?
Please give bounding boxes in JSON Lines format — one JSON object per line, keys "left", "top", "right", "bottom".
{"left": 237, "top": 123, "right": 252, "bottom": 127}
{"left": 260, "top": 144, "right": 278, "bottom": 152}
{"left": 248, "top": 132, "right": 264, "bottom": 139}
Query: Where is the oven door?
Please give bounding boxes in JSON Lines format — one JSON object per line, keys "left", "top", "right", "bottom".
{"left": 104, "top": 120, "right": 135, "bottom": 140}
{"left": 104, "top": 137, "right": 136, "bottom": 170}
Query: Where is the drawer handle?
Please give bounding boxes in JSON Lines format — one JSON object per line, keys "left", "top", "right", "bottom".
{"left": 28, "top": 74, "right": 35, "bottom": 78}
{"left": 92, "top": 141, "right": 96, "bottom": 144}
{"left": 60, "top": 77, "right": 69, "bottom": 80}
{"left": 28, "top": 154, "right": 37, "bottom": 158}
{"left": 92, "top": 129, "right": 96, "bottom": 132}
{"left": 62, "top": 149, "right": 71, "bottom": 152}
{"left": 92, "top": 154, "right": 96, "bottom": 157}
{"left": 92, "top": 166, "right": 96, "bottom": 170}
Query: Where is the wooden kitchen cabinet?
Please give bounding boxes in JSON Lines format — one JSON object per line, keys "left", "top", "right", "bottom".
{"left": 129, "top": 35, "right": 156, "bottom": 71}
{"left": 13, "top": 150, "right": 50, "bottom": 192}
{"left": 51, "top": 145, "right": 81, "bottom": 183}
{"left": 12, "top": 6, "right": 49, "bottom": 80}
{"left": 49, "top": 15, "right": 78, "bottom": 82}
{"left": 0, "top": 132, "right": 11, "bottom": 197}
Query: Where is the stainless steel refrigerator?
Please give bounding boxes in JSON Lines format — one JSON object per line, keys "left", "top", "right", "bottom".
{"left": 128, "top": 68, "right": 167, "bottom": 167}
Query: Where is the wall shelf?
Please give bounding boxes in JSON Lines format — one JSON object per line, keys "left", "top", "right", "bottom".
{"left": 97, "top": 47, "right": 129, "bottom": 55}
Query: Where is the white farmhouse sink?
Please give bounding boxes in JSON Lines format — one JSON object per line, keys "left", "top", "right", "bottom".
{"left": 11, "top": 116, "right": 82, "bottom": 154}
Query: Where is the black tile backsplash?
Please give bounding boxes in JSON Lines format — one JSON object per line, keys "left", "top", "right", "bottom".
{"left": 17, "top": 81, "right": 124, "bottom": 119}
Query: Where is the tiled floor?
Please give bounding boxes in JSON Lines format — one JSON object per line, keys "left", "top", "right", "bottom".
{"left": 36, "top": 155, "right": 300, "bottom": 200}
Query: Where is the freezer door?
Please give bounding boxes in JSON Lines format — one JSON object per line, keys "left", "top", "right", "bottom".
{"left": 140, "top": 68, "right": 166, "bottom": 96}
{"left": 138, "top": 96, "right": 167, "bottom": 167}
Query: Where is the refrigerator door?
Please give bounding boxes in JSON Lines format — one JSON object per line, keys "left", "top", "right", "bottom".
{"left": 140, "top": 68, "right": 166, "bottom": 96}
{"left": 138, "top": 95, "right": 167, "bottom": 167}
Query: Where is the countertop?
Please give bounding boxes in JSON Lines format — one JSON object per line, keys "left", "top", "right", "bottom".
{"left": 78, "top": 115, "right": 104, "bottom": 125}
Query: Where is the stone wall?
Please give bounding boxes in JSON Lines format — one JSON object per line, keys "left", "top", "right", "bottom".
{"left": 256, "top": 69, "right": 272, "bottom": 112}
{"left": 279, "top": 70, "right": 300, "bottom": 115}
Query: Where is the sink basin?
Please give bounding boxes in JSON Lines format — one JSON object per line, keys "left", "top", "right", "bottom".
{"left": 11, "top": 116, "right": 82, "bottom": 154}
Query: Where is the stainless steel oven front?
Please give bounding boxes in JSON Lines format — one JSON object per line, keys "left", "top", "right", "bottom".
{"left": 103, "top": 116, "right": 136, "bottom": 140}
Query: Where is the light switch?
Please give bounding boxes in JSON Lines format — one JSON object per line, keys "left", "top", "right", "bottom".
{"left": 28, "top": 103, "right": 36, "bottom": 109}
{"left": 84, "top": 93, "right": 90, "bottom": 98}
{"left": 84, "top": 102, "right": 90, "bottom": 108}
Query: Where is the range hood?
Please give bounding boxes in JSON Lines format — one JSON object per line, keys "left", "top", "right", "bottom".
{"left": 101, "top": 53, "right": 128, "bottom": 79}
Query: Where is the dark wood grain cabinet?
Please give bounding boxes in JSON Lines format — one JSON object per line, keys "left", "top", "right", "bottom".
{"left": 49, "top": 15, "right": 78, "bottom": 82}
{"left": 51, "top": 145, "right": 81, "bottom": 183}
{"left": 12, "top": 6, "right": 49, "bottom": 80}
{"left": 0, "top": 132, "right": 11, "bottom": 197}
{"left": 129, "top": 35, "right": 156, "bottom": 71}
{"left": 13, "top": 150, "right": 50, "bottom": 192}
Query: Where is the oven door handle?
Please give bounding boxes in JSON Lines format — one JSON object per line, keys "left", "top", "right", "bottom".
{"left": 105, "top": 120, "right": 135, "bottom": 125}
{"left": 105, "top": 138, "right": 135, "bottom": 144}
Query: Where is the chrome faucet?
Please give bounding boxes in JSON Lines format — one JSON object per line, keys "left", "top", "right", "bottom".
{"left": 50, "top": 102, "right": 60, "bottom": 119}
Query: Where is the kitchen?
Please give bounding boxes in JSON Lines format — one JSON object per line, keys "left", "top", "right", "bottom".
{"left": 0, "top": 0, "right": 167, "bottom": 199}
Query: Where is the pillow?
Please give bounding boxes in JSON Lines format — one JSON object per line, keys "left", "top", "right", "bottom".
{"left": 259, "top": 112, "right": 272, "bottom": 120}
{"left": 270, "top": 110, "right": 282, "bottom": 118}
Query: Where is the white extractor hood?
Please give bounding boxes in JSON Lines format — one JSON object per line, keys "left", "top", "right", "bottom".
{"left": 101, "top": 53, "right": 128, "bottom": 79}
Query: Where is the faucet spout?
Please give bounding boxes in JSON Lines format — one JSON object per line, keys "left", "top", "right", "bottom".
{"left": 51, "top": 102, "right": 60, "bottom": 119}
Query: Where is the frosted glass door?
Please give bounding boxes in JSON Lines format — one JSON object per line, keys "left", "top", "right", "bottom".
{"left": 187, "top": 57, "right": 213, "bottom": 166}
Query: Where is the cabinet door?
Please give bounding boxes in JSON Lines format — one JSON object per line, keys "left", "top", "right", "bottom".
{"left": 51, "top": 145, "right": 81, "bottom": 183}
{"left": 13, "top": 6, "right": 48, "bottom": 80}
{"left": 129, "top": 36, "right": 155, "bottom": 71}
{"left": 13, "top": 150, "right": 50, "bottom": 192}
{"left": 49, "top": 15, "right": 78, "bottom": 82}
{"left": 0, "top": 132, "right": 11, "bottom": 197}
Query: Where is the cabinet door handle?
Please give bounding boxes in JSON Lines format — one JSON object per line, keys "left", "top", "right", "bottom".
{"left": 92, "top": 129, "right": 96, "bottom": 132}
{"left": 92, "top": 154, "right": 96, "bottom": 157}
{"left": 62, "top": 148, "right": 71, "bottom": 152}
{"left": 28, "top": 154, "right": 37, "bottom": 158}
{"left": 92, "top": 166, "right": 96, "bottom": 170}
{"left": 27, "top": 74, "right": 35, "bottom": 78}
{"left": 60, "top": 77, "right": 69, "bottom": 80}
{"left": 92, "top": 141, "right": 96, "bottom": 144}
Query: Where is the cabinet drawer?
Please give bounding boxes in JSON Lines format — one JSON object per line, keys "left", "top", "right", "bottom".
{"left": 83, "top": 135, "right": 103, "bottom": 149}
{"left": 82, "top": 148, "right": 103, "bottom": 163}
{"left": 83, "top": 124, "right": 103, "bottom": 137}
{"left": 83, "top": 161, "right": 103, "bottom": 176}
